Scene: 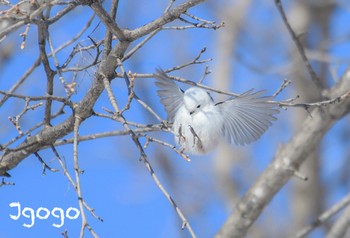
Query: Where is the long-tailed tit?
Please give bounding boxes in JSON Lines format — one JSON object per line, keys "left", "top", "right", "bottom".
{"left": 155, "top": 69, "right": 279, "bottom": 154}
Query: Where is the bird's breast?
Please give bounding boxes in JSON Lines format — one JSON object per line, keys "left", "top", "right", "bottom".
{"left": 173, "top": 106, "right": 223, "bottom": 154}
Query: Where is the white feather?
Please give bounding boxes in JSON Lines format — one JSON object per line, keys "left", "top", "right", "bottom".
{"left": 155, "top": 69, "right": 279, "bottom": 154}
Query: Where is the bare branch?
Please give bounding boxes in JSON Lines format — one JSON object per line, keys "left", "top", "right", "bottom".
{"left": 19, "top": 23, "right": 30, "bottom": 49}
{"left": 122, "top": 29, "right": 160, "bottom": 61}
{"left": 0, "top": 178, "right": 15, "bottom": 187}
{"left": 144, "top": 135, "right": 191, "bottom": 162}
{"left": 51, "top": 145, "right": 103, "bottom": 224}
{"left": 103, "top": 0, "right": 119, "bottom": 56}
{"left": 164, "top": 47, "right": 213, "bottom": 72}
{"left": 102, "top": 65, "right": 196, "bottom": 237}
{"left": 274, "top": 0, "right": 323, "bottom": 90}
{"left": 127, "top": 0, "right": 206, "bottom": 41}
{"left": 0, "top": 90, "right": 70, "bottom": 104}
{"left": 52, "top": 13, "right": 96, "bottom": 56}
{"left": 164, "top": 0, "right": 175, "bottom": 12}
{"left": 73, "top": 115, "right": 99, "bottom": 238}
{"left": 326, "top": 205, "right": 350, "bottom": 238}
{"left": 8, "top": 99, "right": 43, "bottom": 135}
{"left": 118, "top": 60, "right": 163, "bottom": 122}
{"left": 277, "top": 89, "right": 350, "bottom": 110}
{"left": 0, "top": 57, "right": 41, "bottom": 107}
{"left": 38, "top": 19, "right": 55, "bottom": 126}
{"left": 291, "top": 192, "right": 350, "bottom": 238}
{"left": 88, "top": 0, "right": 126, "bottom": 41}
{"left": 273, "top": 79, "right": 291, "bottom": 98}
{"left": 198, "top": 65, "right": 211, "bottom": 84}
{"left": 216, "top": 69, "right": 350, "bottom": 238}
{"left": 33, "top": 151, "right": 58, "bottom": 175}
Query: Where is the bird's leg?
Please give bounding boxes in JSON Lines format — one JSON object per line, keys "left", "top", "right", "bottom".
{"left": 180, "top": 147, "right": 186, "bottom": 154}
{"left": 188, "top": 125, "right": 203, "bottom": 150}
{"left": 177, "top": 124, "right": 186, "bottom": 144}
{"left": 177, "top": 125, "right": 187, "bottom": 153}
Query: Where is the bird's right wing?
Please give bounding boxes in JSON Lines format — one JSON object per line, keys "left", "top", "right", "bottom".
{"left": 154, "top": 69, "right": 184, "bottom": 120}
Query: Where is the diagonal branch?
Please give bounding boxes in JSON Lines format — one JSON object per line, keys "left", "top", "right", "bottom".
{"left": 128, "top": 0, "right": 206, "bottom": 41}
{"left": 216, "top": 68, "right": 350, "bottom": 238}
{"left": 291, "top": 192, "right": 350, "bottom": 238}
{"left": 88, "top": 0, "right": 126, "bottom": 41}
{"left": 102, "top": 64, "right": 196, "bottom": 237}
{"left": 274, "top": 0, "right": 324, "bottom": 90}
{"left": 326, "top": 205, "right": 350, "bottom": 238}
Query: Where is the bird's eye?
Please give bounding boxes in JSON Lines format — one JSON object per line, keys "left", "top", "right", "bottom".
{"left": 196, "top": 105, "right": 201, "bottom": 108}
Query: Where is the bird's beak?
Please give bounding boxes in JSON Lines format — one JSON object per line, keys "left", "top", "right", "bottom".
{"left": 190, "top": 111, "right": 194, "bottom": 115}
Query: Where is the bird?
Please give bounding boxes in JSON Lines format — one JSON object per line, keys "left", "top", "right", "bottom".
{"left": 154, "top": 69, "right": 279, "bottom": 154}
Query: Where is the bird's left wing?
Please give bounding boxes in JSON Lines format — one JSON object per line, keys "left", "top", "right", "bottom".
{"left": 216, "top": 90, "right": 279, "bottom": 145}
{"left": 154, "top": 69, "right": 184, "bottom": 120}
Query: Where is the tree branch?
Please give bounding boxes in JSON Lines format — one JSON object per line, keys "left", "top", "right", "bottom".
{"left": 274, "top": 0, "right": 324, "bottom": 90}
{"left": 127, "top": 0, "right": 206, "bottom": 40}
{"left": 216, "top": 68, "right": 350, "bottom": 238}
{"left": 292, "top": 192, "right": 350, "bottom": 238}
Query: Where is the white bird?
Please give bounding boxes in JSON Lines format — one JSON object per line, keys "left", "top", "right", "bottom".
{"left": 155, "top": 69, "right": 279, "bottom": 154}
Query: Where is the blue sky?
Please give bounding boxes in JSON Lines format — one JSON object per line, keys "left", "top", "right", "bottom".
{"left": 1, "top": 1, "right": 350, "bottom": 237}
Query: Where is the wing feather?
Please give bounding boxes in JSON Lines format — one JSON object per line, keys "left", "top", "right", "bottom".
{"left": 154, "top": 69, "right": 184, "bottom": 120}
{"left": 218, "top": 90, "right": 279, "bottom": 145}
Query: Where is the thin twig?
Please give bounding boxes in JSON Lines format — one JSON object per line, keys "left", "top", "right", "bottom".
{"left": 290, "top": 192, "right": 350, "bottom": 238}
{"left": 48, "top": 35, "right": 71, "bottom": 94}
{"left": 47, "top": 1, "right": 78, "bottom": 24}
{"left": 275, "top": 0, "right": 323, "bottom": 90}
{"left": 34, "top": 152, "right": 58, "bottom": 175}
{"left": 164, "top": 0, "right": 175, "bottom": 12}
{"left": 73, "top": 116, "right": 99, "bottom": 238}
{"left": 184, "top": 11, "right": 217, "bottom": 25}
{"left": 52, "top": 13, "right": 95, "bottom": 56}
{"left": 0, "top": 178, "right": 15, "bottom": 187}
{"left": 122, "top": 28, "right": 160, "bottom": 61}
{"left": 8, "top": 100, "right": 44, "bottom": 135}
{"left": 142, "top": 153, "right": 196, "bottom": 237}
{"left": 119, "top": 72, "right": 136, "bottom": 114}
{"left": 198, "top": 65, "right": 211, "bottom": 84}
{"left": 54, "top": 126, "right": 163, "bottom": 146}
{"left": 51, "top": 145, "right": 103, "bottom": 223}
{"left": 0, "top": 90, "right": 70, "bottom": 104}
{"left": 89, "top": 0, "right": 126, "bottom": 41}
{"left": 51, "top": 145, "right": 76, "bottom": 186}
{"left": 61, "top": 41, "right": 102, "bottom": 69}
{"left": 117, "top": 59, "right": 163, "bottom": 122}
{"left": 159, "top": 74, "right": 241, "bottom": 97}
{"left": 19, "top": 23, "right": 31, "bottom": 50}
{"left": 326, "top": 205, "right": 350, "bottom": 238}
{"left": 102, "top": 68, "right": 196, "bottom": 237}
{"left": 276, "top": 90, "right": 350, "bottom": 110}
{"left": 61, "top": 230, "right": 69, "bottom": 238}
{"left": 0, "top": 57, "right": 41, "bottom": 107}
{"left": 102, "top": 0, "right": 119, "bottom": 56}
{"left": 273, "top": 79, "right": 291, "bottom": 97}
{"left": 165, "top": 47, "right": 212, "bottom": 73}
{"left": 178, "top": 12, "right": 224, "bottom": 30}
{"left": 143, "top": 135, "right": 190, "bottom": 162}
{"left": 1, "top": 106, "right": 65, "bottom": 152}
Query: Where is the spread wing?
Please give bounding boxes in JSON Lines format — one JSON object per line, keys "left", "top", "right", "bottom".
{"left": 154, "top": 69, "right": 184, "bottom": 120}
{"left": 217, "top": 89, "right": 279, "bottom": 145}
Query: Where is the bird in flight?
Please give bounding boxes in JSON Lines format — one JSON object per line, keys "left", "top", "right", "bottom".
{"left": 155, "top": 69, "right": 279, "bottom": 154}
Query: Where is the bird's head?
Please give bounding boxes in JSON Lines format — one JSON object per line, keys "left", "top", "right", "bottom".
{"left": 183, "top": 87, "right": 213, "bottom": 115}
